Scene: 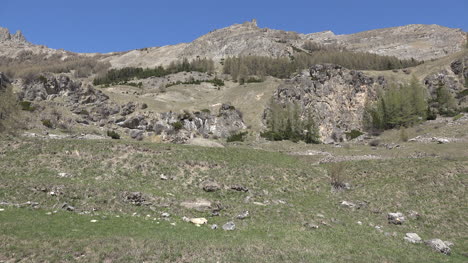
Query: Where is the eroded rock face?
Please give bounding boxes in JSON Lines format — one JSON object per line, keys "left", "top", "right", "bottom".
{"left": 117, "top": 103, "right": 246, "bottom": 142}
{"left": 19, "top": 74, "right": 121, "bottom": 122}
{"left": 265, "top": 64, "right": 382, "bottom": 142}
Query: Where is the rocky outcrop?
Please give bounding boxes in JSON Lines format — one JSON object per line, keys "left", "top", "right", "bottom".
{"left": 19, "top": 74, "right": 121, "bottom": 122}
{"left": 265, "top": 64, "right": 383, "bottom": 142}
{"left": 117, "top": 103, "right": 246, "bottom": 142}
{"left": 0, "top": 27, "right": 27, "bottom": 43}
{"left": 424, "top": 56, "right": 468, "bottom": 107}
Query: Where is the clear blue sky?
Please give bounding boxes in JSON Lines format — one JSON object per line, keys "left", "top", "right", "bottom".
{"left": 1, "top": 0, "right": 467, "bottom": 53}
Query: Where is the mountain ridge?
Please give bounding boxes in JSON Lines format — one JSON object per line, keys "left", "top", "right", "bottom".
{"left": 1, "top": 21, "right": 466, "bottom": 68}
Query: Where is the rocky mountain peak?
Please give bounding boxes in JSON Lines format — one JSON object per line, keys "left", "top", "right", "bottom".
{"left": 0, "top": 26, "right": 28, "bottom": 44}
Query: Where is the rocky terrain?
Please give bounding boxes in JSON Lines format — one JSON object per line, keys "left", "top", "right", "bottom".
{"left": 105, "top": 20, "right": 467, "bottom": 68}
{"left": 0, "top": 21, "right": 467, "bottom": 262}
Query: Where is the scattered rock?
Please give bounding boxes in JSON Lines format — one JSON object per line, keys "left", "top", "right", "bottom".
{"left": 222, "top": 221, "right": 236, "bottom": 231}
{"left": 387, "top": 212, "right": 405, "bottom": 225}
{"left": 408, "top": 210, "right": 421, "bottom": 220}
{"left": 434, "top": 137, "right": 449, "bottom": 144}
{"left": 90, "top": 220, "right": 98, "bottom": 223}
{"left": 357, "top": 221, "right": 363, "bottom": 225}
{"left": 122, "top": 192, "right": 149, "bottom": 206}
{"left": 0, "top": 208, "right": 4, "bottom": 212}
{"left": 180, "top": 198, "right": 212, "bottom": 211}
{"left": 303, "top": 222, "right": 319, "bottom": 229}
{"left": 236, "top": 211, "right": 249, "bottom": 220}
{"left": 61, "top": 203, "right": 75, "bottom": 212}
{"left": 211, "top": 224, "right": 218, "bottom": 230}
{"left": 425, "top": 239, "right": 451, "bottom": 255}
{"left": 190, "top": 218, "right": 208, "bottom": 226}
{"left": 404, "top": 233, "right": 422, "bottom": 243}
{"left": 161, "top": 212, "right": 170, "bottom": 218}
{"left": 340, "top": 201, "right": 356, "bottom": 209}
{"left": 230, "top": 185, "right": 249, "bottom": 192}
{"left": 160, "top": 174, "right": 168, "bottom": 180}
{"left": 202, "top": 181, "right": 221, "bottom": 192}
{"left": 57, "top": 172, "right": 73, "bottom": 178}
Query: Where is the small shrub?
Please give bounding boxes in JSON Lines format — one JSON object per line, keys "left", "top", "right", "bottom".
{"left": 41, "top": 119, "right": 53, "bottom": 128}
{"left": 369, "top": 139, "right": 380, "bottom": 147}
{"left": 172, "top": 121, "right": 183, "bottom": 130}
{"left": 19, "top": 101, "right": 35, "bottom": 111}
{"left": 107, "top": 130, "right": 120, "bottom": 139}
{"left": 36, "top": 75, "right": 48, "bottom": 84}
{"left": 345, "top": 130, "right": 363, "bottom": 140}
{"left": 399, "top": 127, "right": 409, "bottom": 142}
{"left": 245, "top": 77, "right": 263, "bottom": 83}
{"left": 327, "top": 163, "right": 348, "bottom": 190}
{"left": 226, "top": 131, "right": 247, "bottom": 142}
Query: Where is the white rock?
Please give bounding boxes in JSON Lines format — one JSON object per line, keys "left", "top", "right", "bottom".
{"left": 425, "top": 239, "right": 451, "bottom": 255}
{"left": 0, "top": 208, "right": 4, "bottom": 212}
{"left": 222, "top": 221, "right": 236, "bottom": 231}
{"left": 190, "top": 218, "right": 208, "bottom": 225}
{"left": 340, "top": 201, "right": 356, "bottom": 208}
{"left": 90, "top": 220, "right": 98, "bottom": 223}
{"left": 161, "top": 212, "right": 170, "bottom": 218}
{"left": 404, "top": 233, "right": 422, "bottom": 243}
{"left": 387, "top": 212, "right": 405, "bottom": 224}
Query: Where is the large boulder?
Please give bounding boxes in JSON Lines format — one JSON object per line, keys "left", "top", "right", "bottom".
{"left": 425, "top": 239, "right": 451, "bottom": 255}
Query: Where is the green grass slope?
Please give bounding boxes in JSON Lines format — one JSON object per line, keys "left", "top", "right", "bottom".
{"left": 0, "top": 136, "right": 466, "bottom": 262}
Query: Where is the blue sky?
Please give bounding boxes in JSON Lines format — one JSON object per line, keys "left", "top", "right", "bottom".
{"left": 1, "top": 0, "right": 467, "bottom": 53}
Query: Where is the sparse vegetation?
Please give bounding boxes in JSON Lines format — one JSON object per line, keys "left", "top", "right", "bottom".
{"left": 171, "top": 121, "right": 183, "bottom": 130}
{"left": 434, "top": 82, "right": 458, "bottom": 116}
{"left": 0, "top": 51, "right": 110, "bottom": 80}
{"left": 165, "top": 77, "right": 224, "bottom": 88}
{"left": 93, "top": 58, "right": 215, "bottom": 86}
{"left": 226, "top": 131, "right": 247, "bottom": 142}
{"left": 0, "top": 84, "right": 21, "bottom": 133}
{"left": 18, "top": 101, "right": 35, "bottom": 112}
{"left": 345, "top": 130, "right": 363, "bottom": 140}
{"left": 223, "top": 52, "right": 421, "bottom": 81}
{"left": 364, "top": 77, "right": 428, "bottom": 132}
{"left": 107, "top": 130, "right": 120, "bottom": 139}
{"left": 261, "top": 101, "right": 320, "bottom": 144}
{"left": 41, "top": 119, "right": 53, "bottom": 128}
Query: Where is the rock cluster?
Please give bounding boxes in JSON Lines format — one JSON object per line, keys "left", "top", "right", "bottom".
{"left": 117, "top": 103, "right": 246, "bottom": 142}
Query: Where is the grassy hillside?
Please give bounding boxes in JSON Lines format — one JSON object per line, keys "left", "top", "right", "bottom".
{"left": 0, "top": 131, "right": 466, "bottom": 262}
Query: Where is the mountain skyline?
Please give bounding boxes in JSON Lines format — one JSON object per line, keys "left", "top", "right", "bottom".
{"left": 1, "top": 0, "right": 467, "bottom": 53}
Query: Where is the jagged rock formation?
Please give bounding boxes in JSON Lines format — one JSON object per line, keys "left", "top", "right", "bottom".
{"left": 105, "top": 21, "right": 467, "bottom": 68}
{"left": 0, "top": 27, "right": 27, "bottom": 43}
{"left": 19, "top": 74, "right": 120, "bottom": 122}
{"left": 118, "top": 104, "right": 247, "bottom": 143}
{"left": 265, "top": 64, "right": 384, "bottom": 142}
{"left": 0, "top": 26, "right": 71, "bottom": 58}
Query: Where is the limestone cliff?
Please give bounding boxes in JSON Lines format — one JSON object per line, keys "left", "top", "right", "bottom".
{"left": 265, "top": 64, "right": 385, "bottom": 142}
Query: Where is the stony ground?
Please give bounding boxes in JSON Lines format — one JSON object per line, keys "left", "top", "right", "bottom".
{"left": 0, "top": 117, "right": 467, "bottom": 262}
